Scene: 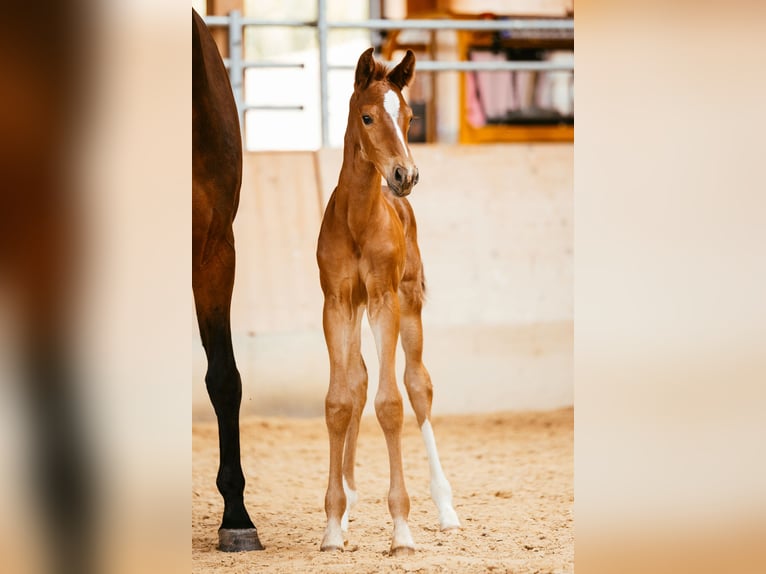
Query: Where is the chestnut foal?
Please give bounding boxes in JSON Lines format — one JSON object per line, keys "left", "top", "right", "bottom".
{"left": 316, "top": 48, "right": 460, "bottom": 555}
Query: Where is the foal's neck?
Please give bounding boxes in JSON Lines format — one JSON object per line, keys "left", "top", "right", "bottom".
{"left": 335, "top": 134, "right": 383, "bottom": 230}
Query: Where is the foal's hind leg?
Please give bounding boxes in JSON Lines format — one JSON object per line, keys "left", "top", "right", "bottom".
{"left": 368, "top": 289, "right": 415, "bottom": 555}
{"left": 341, "top": 308, "right": 367, "bottom": 531}
{"left": 399, "top": 281, "right": 460, "bottom": 531}
{"left": 194, "top": 232, "right": 263, "bottom": 551}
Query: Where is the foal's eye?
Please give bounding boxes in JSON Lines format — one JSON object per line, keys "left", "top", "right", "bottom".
{"left": 361, "top": 115, "right": 373, "bottom": 125}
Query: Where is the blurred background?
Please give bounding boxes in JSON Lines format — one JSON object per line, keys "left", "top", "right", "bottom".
{"left": 191, "top": 0, "right": 574, "bottom": 420}
{"left": 3, "top": 1, "right": 763, "bottom": 573}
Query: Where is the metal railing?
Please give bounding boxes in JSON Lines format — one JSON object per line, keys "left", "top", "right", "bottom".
{"left": 204, "top": 3, "right": 574, "bottom": 147}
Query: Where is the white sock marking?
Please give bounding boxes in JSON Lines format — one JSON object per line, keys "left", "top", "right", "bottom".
{"left": 383, "top": 89, "right": 409, "bottom": 159}
{"left": 391, "top": 516, "right": 415, "bottom": 551}
{"left": 341, "top": 476, "right": 358, "bottom": 531}
{"left": 421, "top": 420, "right": 461, "bottom": 529}
{"left": 321, "top": 517, "right": 345, "bottom": 550}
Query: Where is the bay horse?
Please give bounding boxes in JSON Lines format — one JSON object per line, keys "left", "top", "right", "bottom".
{"left": 192, "top": 9, "right": 262, "bottom": 552}
{"left": 316, "top": 48, "right": 460, "bottom": 555}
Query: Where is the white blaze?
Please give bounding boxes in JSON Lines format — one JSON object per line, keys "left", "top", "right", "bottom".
{"left": 383, "top": 89, "right": 410, "bottom": 159}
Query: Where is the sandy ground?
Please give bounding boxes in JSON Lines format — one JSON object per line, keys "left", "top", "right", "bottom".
{"left": 193, "top": 408, "right": 573, "bottom": 573}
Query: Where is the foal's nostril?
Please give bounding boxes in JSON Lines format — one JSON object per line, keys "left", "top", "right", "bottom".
{"left": 413, "top": 168, "right": 420, "bottom": 185}
{"left": 394, "top": 166, "right": 404, "bottom": 183}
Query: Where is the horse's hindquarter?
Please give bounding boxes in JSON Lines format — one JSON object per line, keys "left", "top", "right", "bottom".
{"left": 192, "top": 9, "right": 243, "bottom": 271}
{"left": 192, "top": 9, "right": 242, "bottom": 224}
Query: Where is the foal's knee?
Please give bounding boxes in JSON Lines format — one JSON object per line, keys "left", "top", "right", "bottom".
{"left": 375, "top": 391, "right": 404, "bottom": 432}
{"left": 325, "top": 392, "right": 353, "bottom": 434}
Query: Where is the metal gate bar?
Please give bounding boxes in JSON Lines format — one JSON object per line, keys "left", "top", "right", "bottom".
{"left": 204, "top": 5, "right": 574, "bottom": 147}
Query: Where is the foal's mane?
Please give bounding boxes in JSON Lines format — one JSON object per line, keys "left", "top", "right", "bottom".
{"left": 369, "top": 62, "right": 389, "bottom": 84}
{"left": 355, "top": 59, "right": 388, "bottom": 91}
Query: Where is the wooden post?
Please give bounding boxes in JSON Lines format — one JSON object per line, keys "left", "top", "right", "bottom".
{"left": 207, "top": 0, "right": 244, "bottom": 58}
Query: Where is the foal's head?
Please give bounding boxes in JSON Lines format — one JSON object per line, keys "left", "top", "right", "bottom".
{"left": 349, "top": 48, "right": 419, "bottom": 197}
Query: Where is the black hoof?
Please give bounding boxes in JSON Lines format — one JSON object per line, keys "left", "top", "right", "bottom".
{"left": 218, "top": 528, "right": 264, "bottom": 552}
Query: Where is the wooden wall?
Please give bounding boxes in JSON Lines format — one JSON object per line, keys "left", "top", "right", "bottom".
{"left": 194, "top": 144, "right": 573, "bottom": 419}
{"left": 232, "top": 144, "right": 572, "bottom": 331}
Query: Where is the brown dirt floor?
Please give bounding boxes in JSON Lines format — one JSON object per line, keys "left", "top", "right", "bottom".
{"left": 192, "top": 408, "right": 573, "bottom": 573}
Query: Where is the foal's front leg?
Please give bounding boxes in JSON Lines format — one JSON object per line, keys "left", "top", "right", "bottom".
{"left": 368, "top": 289, "right": 415, "bottom": 555}
{"left": 320, "top": 298, "right": 356, "bottom": 551}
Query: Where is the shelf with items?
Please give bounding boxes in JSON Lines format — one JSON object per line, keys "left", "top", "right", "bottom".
{"left": 457, "top": 20, "right": 573, "bottom": 143}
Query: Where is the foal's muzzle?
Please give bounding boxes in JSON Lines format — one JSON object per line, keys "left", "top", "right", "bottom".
{"left": 388, "top": 164, "right": 419, "bottom": 197}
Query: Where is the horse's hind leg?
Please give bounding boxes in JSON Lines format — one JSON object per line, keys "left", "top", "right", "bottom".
{"left": 193, "top": 232, "right": 263, "bottom": 551}
{"left": 398, "top": 278, "right": 460, "bottom": 531}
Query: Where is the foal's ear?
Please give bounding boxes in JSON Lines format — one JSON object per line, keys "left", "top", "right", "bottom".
{"left": 355, "top": 47, "right": 376, "bottom": 90}
{"left": 387, "top": 50, "right": 416, "bottom": 90}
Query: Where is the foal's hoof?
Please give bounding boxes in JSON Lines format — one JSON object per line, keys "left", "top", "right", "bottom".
{"left": 218, "top": 528, "right": 264, "bottom": 552}
{"left": 320, "top": 527, "right": 346, "bottom": 552}
{"left": 390, "top": 545, "right": 416, "bottom": 557}
{"left": 440, "top": 518, "right": 461, "bottom": 531}
{"left": 439, "top": 507, "right": 461, "bottom": 531}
